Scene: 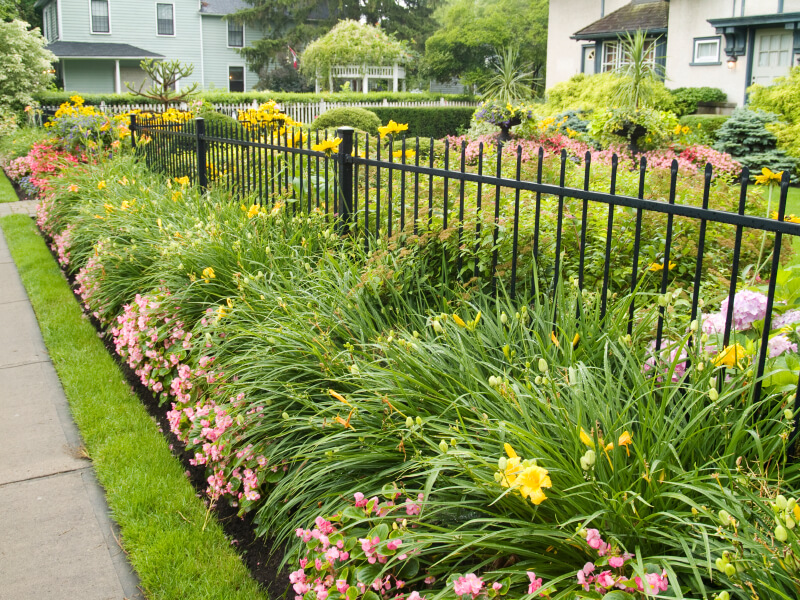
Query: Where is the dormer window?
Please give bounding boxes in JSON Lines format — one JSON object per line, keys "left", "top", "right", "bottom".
{"left": 91, "top": 0, "right": 110, "bottom": 34}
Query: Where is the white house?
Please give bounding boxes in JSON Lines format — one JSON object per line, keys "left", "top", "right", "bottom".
{"left": 546, "top": 0, "right": 800, "bottom": 105}
{"left": 35, "top": 0, "right": 265, "bottom": 93}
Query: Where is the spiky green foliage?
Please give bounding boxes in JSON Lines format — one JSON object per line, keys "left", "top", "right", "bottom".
{"left": 479, "top": 46, "right": 535, "bottom": 104}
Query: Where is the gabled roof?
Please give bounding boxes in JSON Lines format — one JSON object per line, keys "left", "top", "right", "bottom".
{"left": 572, "top": 0, "right": 669, "bottom": 40}
{"left": 199, "top": 0, "right": 249, "bottom": 15}
{"left": 46, "top": 41, "right": 164, "bottom": 59}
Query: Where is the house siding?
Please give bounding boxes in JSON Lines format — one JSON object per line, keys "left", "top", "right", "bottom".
{"left": 200, "top": 15, "right": 262, "bottom": 91}
{"left": 545, "top": 0, "right": 629, "bottom": 90}
{"left": 63, "top": 59, "right": 115, "bottom": 93}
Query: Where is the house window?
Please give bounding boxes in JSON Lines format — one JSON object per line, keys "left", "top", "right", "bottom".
{"left": 600, "top": 39, "right": 656, "bottom": 72}
{"left": 228, "top": 21, "right": 244, "bottom": 48}
{"left": 90, "top": 0, "right": 110, "bottom": 34}
{"left": 229, "top": 66, "right": 244, "bottom": 92}
{"left": 693, "top": 37, "right": 721, "bottom": 64}
{"left": 156, "top": 3, "right": 175, "bottom": 36}
{"left": 758, "top": 33, "right": 792, "bottom": 67}
{"left": 43, "top": 2, "right": 58, "bottom": 42}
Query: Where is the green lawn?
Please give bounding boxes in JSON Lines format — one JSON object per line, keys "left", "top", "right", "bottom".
{"left": 0, "top": 214, "right": 268, "bottom": 600}
{"left": 0, "top": 170, "right": 17, "bottom": 203}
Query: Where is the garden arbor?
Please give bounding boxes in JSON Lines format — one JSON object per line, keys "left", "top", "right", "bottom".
{"left": 301, "top": 20, "right": 411, "bottom": 93}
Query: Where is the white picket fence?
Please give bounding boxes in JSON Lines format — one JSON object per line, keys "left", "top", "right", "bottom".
{"left": 39, "top": 98, "right": 478, "bottom": 125}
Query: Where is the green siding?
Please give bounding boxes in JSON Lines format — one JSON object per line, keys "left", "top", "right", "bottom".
{"left": 63, "top": 60, "right": 115, "bottom": 93}
{"left": 200, "top": 16, "right": 262, "bottom": 91}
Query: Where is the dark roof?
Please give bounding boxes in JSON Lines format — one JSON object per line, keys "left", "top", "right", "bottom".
{"left": 573, "top": 0, "right": 669, "bottom": 40}
{"left": 200, "top": 0, "right": 249, "bottom": 15}
{"left": 709, "top": 12, "right": 800, "bottom": 30}
{"left": 46, "top": 41, "right": 164, "bottom": 59}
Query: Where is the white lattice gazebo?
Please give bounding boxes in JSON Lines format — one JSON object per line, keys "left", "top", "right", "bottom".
{"left": 316, "top": 63, "right": 406, "bottom": 94}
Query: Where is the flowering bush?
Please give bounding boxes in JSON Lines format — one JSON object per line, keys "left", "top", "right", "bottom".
{"left": 473, "top": 100, "right": 535, "bottom": 130}
{"left": 45, "top": 95, "right": 131, "bottom": 153}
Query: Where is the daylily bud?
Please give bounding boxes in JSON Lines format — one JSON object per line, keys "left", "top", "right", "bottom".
{"left": 500, "top": 312, "right": 508, "bottom": 325}
{"left": 785, "top": 409, "right": 794, "bottom": 420}
{"left": 724, "top": 563, "right": 736, "bottom": 577}
{"left": 282, "top": 412, "right": 289, "bottom": 420}
{"left": 777, "top": 495, "right": 788, "bottom": 510}
{"left": 416, "top": 416, "right": 422, "bottom": 425}
{"left": 715, "top": 557, "right": 726, "bottom": 572}
{"left": 439, "top": 440, "right": 449, "bottom": 453}
{"left": 718, "top": 509, "right": 731, "bottom": 524}
{"left": 786, "top": 516, "right": 796, "bottom": 530}
{"left": 690, "top": 320, "right": 699, "bottom": 331}
{"left": 493, "top": 471, "right": 502, "bottom": 482}
{"left": 406, "top": 416, "right": 414, "bottom": 428}
{"left": 716, "top": 592, "right": 730, "bottom": 600}
{"left": 775, "top": 524, "right": 788, "bottom": 542}
{"left": 709, "top": 388, "right": 719, "bottom": 401}
{"left": 498, "top": 457, "right": 508, "bottom": 470}
{"left": 538, "top": 358, "right": 548, "bottom": 372}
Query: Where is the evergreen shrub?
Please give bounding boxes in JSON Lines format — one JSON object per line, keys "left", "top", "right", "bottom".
{"left": 670, "top": 87, "right": 728, "bottom": 116}
{"left": 714, "top": 108, "right": 797, "bottom": 177}
{"left": 311, "top": 107, "right": 383, "bottom": 136}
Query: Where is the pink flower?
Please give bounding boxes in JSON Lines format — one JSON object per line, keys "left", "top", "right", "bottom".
{"left": 608, "top": 556, "right": 625, "bottom": 568}
{"left": 576, "top": 563, "right": 595, "bottom": 591}
{"left": 354, "top": 492, "right": 367, "bottom": 507}
{"left": 387, "top": 539, "right": 403, "bottom": 551}
{"left": 492, "top": 582, "right": 502, "bottom": 591}
{"left": 453, "top": 574, "right": 484, "bottom": 598}
{"left": 407, "top": 592, "right": 425, "bottom": 600}
{"left": 720, "top": 290, "right": 769, "bottom": 331}
{"left": 526, "top": 572, "right": 542, "bottom": 594}
{"left": 595, "top": 570, "right": 615, "bottom": 589}
{"left": 768, "top": 334, "right": 798, "bottom": 357}
{"left": 336, "top": 580, "right": 348, "bottom": 594}
{"left": 643, "top": 571, "right": 669, "bottom": 594}
{"left": 585, "top": 529, "right": 609, "bottom": 555}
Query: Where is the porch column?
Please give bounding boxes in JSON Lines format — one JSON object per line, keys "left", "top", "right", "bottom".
{"left": 363, "top": 71, "right": 369, "bottom": 94}
{"left": 114, "top": 59, "right": 121, "bottom": 93}
{"left": 392, "top": 63, "right": 398, "bottom": 92}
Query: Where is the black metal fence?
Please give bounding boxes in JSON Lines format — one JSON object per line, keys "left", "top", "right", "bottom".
{"left": 130, "top": 114, "right": 800, "bottom": 413}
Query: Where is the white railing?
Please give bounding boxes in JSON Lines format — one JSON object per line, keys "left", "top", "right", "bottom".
{"left": 39, "top": 97, "right": 477, "bottom": 126}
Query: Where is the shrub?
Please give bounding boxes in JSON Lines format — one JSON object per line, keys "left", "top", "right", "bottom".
{"left": 670, "top": 87, "right": 727, "bottom": 117}
{"left": 544, "top": 72, "right": 676, "bottom": 114}
{"left": 589, "top": 106, "right": 678, "bottom": 153}
{"left": 714, "top": 108, "right": 797, "bottom": 177}
{"left": 749, "top": 67, "right": 800, "bottom": 160}
{"left": 678, "top": 114, "right": 729, "bottom": 143}
{"left": 312, "top": 107, "right": 383, "bottom": 136}
{"left": 367, "top": 107, "right": 475, "bottom": 138}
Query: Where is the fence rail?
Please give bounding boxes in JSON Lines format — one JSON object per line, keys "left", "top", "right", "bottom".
{"left": 39, "top": 97, "right": 478, "bottom": 126}
{"left": 129, "top": 114, "right": 800, "bottom": 419}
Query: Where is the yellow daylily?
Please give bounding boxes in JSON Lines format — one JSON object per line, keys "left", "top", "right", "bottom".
{"left": 713, "top": 344, "right": 748, "bottom": 369}
{"left": 202, "top": 267, "right": 216, "bottom": 282}
{"left": 97, "top": 180, "right": 107, "bottom": 190}
{"left": 312, "top": 138, "right": 342, "bottom": 155}
{"left": 452, "top": 314, "right": 467, "bottom": 327}
{"left": 378, "top": 120, "right": 409, "bottom": 138}
{"left": 515, "top": 464, "right": 552, "bottom": 505}
{"left": 754, "top": 167, "right": 783, "bottom": 185}
{"left": 247, "top": 204, "right": 260, "bottom": 219}
{"left": 648, "top": 261, "right": 676, "bottom": 272}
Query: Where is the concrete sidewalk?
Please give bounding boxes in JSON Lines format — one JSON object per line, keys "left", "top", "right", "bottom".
{"left": 0, "top": 222, "right": 144, "bottom": 599}
{"left": 0, "top": 199, "right": 38, "bottom": 218}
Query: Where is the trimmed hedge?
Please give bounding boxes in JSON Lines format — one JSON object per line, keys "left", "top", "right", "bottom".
{"left": 311, "top": 107, "right": 383, "bottom": 136}
{"left": 366, "top": 107, "right": 475, "bottom": 139}
{"left": 670, "top": 87, "right": 728, "bottom": 117}
{"left": 34, "top": 90, "right": 476, "bottom": 107}
{"left": 678, "top": 114, "right": 730, "bottom": 142}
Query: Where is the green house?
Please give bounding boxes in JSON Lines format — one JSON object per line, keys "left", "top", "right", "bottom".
{"left": 35, "top": 0, "right": 264, "bottom": 93}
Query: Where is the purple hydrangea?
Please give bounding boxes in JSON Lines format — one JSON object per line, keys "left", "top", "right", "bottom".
{"left": 768, "top": 334, "right": 798, "bottom": 357}
{"left": 719, "top": 290, "right": 769, "bottom": 331}
{"left": 701, "top": 312, "right": 727, "bottom": 335}
{"left": 773, "top": 309, "right": 800, "bottom": 330}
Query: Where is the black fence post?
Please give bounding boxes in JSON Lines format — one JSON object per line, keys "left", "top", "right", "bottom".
{"left": 337, "top": 126, "right": 354, "bottom": 228}
{"left": 195, "top": 117, "right": 208, "bottom": 192}
{"left": 129, "top": 114, "right": 137, "bottom": 150}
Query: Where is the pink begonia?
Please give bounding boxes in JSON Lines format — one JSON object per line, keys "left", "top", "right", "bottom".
{"left": 769, "top": 334, "right": 798, "bottom": 357}
{"left": 407, "top": 592, "right": 426, "bottom": 600}
{"left": 773, "top": 309, "right": 800, "bottom": 330}
{"left": 453, "top": 574, "right": 484, "bottom": 598}
{"left": 336, "top": 580, "right": 348, "bottom": 594}
{"left": 595, "top": 570, "right": 615, "bottom": 589}
{"left": 387, "top": 539, "right": 403, "bottom": 551}
{"left": 585, "top": 529, "right": 609, "bottom": 556}
{"left": 492, "top": 582, "right": 502, "bottom": 591}
{"left": 637, "top": 570, "right": 669, "bottom": 595}
{"left": 720, "top": 290, "right": 769, "bottom": 331}
{"left": 608, "top": 555, "right": 626, "bottom": 568}
{"left": 577, "top": 563, "right": 595, "bottom": 591}
{"left": 526, "top": 572, "right": 543, "bottom": 594}
{"left": 354, "top": 492, "right": 367, "bottom": 507}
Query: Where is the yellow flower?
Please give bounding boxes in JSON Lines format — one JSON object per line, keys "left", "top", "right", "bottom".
{"left": 216, "top": 305, "right": 228, "bottom": 319}
{"left": 754, "top": 167, "right": 783, "bottom": 185}
{"left": 67, "top": 184, "right": 79, "bottom": 192}
{"left": 69, "top": 94, "right": 84, "bottom": 105}
{"left": 515, "top": 464, "right": 552, "bottom": 505}
{"left": 794, "top": 504, "right": 800, "bottom": 521}
{"left": 713, "top": 344, "right": 748, "bottom": 369}
{"left": 103, "top": 203, "right": 114, "bottom": 214}
{"left": 500, "top": 445, "right": 523, "bottom": 487}
{"left": 551, "top": 331, "right": 560, "bottom": 347}
{"left": 312, "top": 138, "right": 342, "bottom": 155}
{"left": 580, "top": 428, "right": 594, "bottom": 447}
{"left": 97, "top": 180, "right": 107, "bottom": 190}
{"left": 172, "top": 191, "right": 182, "bottom": 202}
{"left": 572, "top": 333, "right": 580, "bottom": 348}
{"left": 681, "top": 126, "right": 690, "bottom": 135}
{"left": 452, "top": 314, "right": 467, "bottom": 327}
{"left": 378, "top": 120, "right": 409, "bottom": 138}
{"left": 648, "top": 261, "right": 676, "bottom": 272}
{"left": 673, "top": 124, "right": 682, "bottom": 135}
{"left": 174, "top": 176, "right": 190, "bottom": 187}
{"left": 617, "top": 431, "right": 633, "bottom": 456}
{"left": 202, "top": 267, "right": 216, "bottom": 282}
{"left": 247, "top": 204, "right": 260, "bottom": 219}
{"left": 393, "top": 149, "right": 416, "bottom": 160}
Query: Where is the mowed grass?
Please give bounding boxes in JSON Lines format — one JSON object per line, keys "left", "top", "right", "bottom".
{"left": 0, "top": 170, "right": 17, "bottom": 203}
{"left": 0, "top": 214, "right": 268, "bottom": 600}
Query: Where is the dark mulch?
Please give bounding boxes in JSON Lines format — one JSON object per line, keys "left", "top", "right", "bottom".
{"left": 36, "top": 222, "right": 288, "bottom": 598}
